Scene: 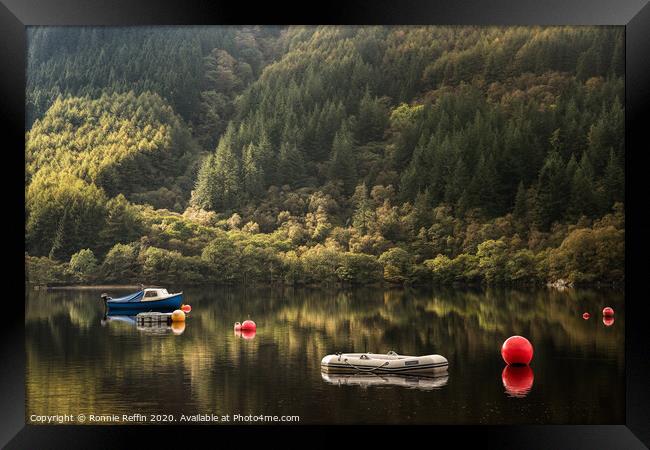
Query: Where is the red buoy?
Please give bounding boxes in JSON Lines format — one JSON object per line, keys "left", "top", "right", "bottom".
{"left": 502, "top": 365, "right": 534, "bottom": 398}
{"left": 181, "top": 304, "right": 191, "bottom": 313}
{"left": 602, "top": 307, "right": 614, "bottom": 317}
{"left": 582, "top": 312, "right": 590, "bottom": 320}
{"left": 234, "top": 322, "right": 242, "bottom": 331}
{"left": 241, "top": 329, "right": 256, "bottom": 340}
{"left": 501, "top": 335, "right": 534, "bottom": 366}
{"left": 241, "top": 320, "right": 256, "bottom": 331}
{"left": 603, "top": 316, "right": 615, "bottom": 327}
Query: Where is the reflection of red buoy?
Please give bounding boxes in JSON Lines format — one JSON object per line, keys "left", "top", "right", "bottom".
{"left": 241, "top": 329, "right": 256, "bottom": 340}
{"left": 234, "top": 328, "right": 256, "bottom": 339}
{"left": 582, "top": 312, "right": 590, "bottom": 320}
{"left": 502, "top": 365, "right": 534, "bottom": 398}
{"left": 241, "top": 320, "right": 256, "bottom": 331}
{"left": 603, "top": 307, "right": 614, "bottom": 317}
{"left": 234, "top": 322, "right": 242, "bottom": 331}
{"left": 603, "top": 316, "right": 615, "bottom": 327}
{"left": 501, "top": 336, "right": 534, "bottom": 366}
{"left": 181, "top": 304, "right": 192, "bottom": 313}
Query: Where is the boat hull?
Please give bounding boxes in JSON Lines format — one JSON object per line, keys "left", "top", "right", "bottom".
{"left": 106, "top": 293, "right": 183, "bottom": 312}
{"left": 321, "top": 353, "right": 449, "bottom": 374}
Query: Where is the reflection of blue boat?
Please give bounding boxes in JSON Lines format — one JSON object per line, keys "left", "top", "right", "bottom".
{"left": 105, "top": 314, "right": 137, "bottom": 325}
{"left": 102, "top": 288, "right": 183, "bottom": 312}
{"left": 100, "top": 314, "right": 137, "bottom": 327}
{"left": 101, "top": 313, "right": 184, "bottom": 335}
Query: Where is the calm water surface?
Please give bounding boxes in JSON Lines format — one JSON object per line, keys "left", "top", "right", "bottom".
{"left": 26, "top": 286, "right": 624, "bottom": 424}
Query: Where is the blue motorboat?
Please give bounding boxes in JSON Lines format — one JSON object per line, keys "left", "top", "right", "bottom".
{"left": 102, "top": 288, "right": 183, "bottom": 312}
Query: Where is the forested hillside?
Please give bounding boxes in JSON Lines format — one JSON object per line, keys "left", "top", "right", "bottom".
{"left": 25, "top": 26, "right": 625, "bottom": 287}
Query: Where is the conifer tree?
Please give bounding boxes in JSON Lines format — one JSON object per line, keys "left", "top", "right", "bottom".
{"left": 277, "top": 142, "right": 305, "bottom": 187}
{"left": 193, "top": 124, "right": 241, "bottom": 210}
{"left": 328, "top": 122, "right": 357, "bottom": 194}
{"left": 351, "top": 184, "right": 374, "bottom": 235}
{"left": 567, "top": 165, "right": 596, "bottom": 220}
{"left": 534, "top": 150, "right": 569, "bottom": 230}
{"left": 242, "top": 143, "right": 264, "bottom": 198}
{"left": 513, "top": 181, "right": 528, "bottom": 221}
{"left": 603, "top": 148, "right": 624, "bottom": 207}
{"left": 257, "top": 129, "right": 276, "bottom": 186}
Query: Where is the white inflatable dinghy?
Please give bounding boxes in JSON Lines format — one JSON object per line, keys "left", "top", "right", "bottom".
{"left": 321, "top": 351, "right": 448, "bottom": 374}
{"left": 321, "top": 372, "right": 449, "bottom": 390}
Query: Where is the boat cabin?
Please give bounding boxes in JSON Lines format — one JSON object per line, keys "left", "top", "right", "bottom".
{"left": 142, "top": 288, "right": 171, "bottom": 301}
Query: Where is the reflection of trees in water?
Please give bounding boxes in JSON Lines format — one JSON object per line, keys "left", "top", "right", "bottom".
{"left": 26, "top": 286, "right": 624, "bottom": 420}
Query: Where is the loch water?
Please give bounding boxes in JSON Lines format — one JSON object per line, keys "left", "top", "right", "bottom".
{"left": 26, "top": 286, "right": 624, "bottom": 424}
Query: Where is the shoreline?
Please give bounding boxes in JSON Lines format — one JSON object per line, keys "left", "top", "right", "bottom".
{"left": 29, "top": 281, "right": 624, "bottom": 291}
{"left": 34, "top": 285, "right": 149, "bottom": 290}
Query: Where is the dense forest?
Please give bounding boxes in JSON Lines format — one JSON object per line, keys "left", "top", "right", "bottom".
{"left": 25, "top": 26, "right": 625, "bottom": 287}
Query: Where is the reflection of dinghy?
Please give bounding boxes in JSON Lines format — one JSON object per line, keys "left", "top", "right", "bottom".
{"left": 321, "top": 351, "right": 448, "bottom": 374}
{"left": 321, "top": 372, "right": 449, "bottom": 390}
{"left": 102, "top": 288, "right": 183, "bottom": 312}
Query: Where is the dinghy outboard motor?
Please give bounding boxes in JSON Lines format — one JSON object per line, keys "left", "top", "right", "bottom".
{"left": 100, "top": 293, "right": 109, "bottom": 308}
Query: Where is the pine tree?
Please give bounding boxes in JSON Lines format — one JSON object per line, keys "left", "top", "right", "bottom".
{"left": 444, "top": 156, "right": 469, "bottom": 206}
{"left": 400, "top": 133, "right": 430, "bottom": 201}
{"left": 99, "top": 194, "right": 144, "bottom": 255}
{"left": 277, "top": 142, "right": 305, "bottom": 187}
{"left": 603, "top": 148, "right": 624, "bottom": 207}
{"left": 257, "top": 129, "right": 276, "bottom": 186}
{"left": 534, "top": 150, "right": 569, "bottom": 230}
{"left": 567, "top": 165, "right": 596, "bottom": 220}
{"left": 210, "top": 125, "right": 242, "bottom": 210}
{"left": 564, "top": 154, "right": 578, "bottom": 183}
{"left": 242, "top": 143, "right": 264, "bottom": 198}
{"left": 328, "top": 122, "right": 357, "bottom": 194}
{"left": 513, "top": 181, "right": 527, "bottom": 220}
{"left": 355, "top": 87, "right": 388, "bottom": 143}
{"left": 468, "top": 154, "right": 499, "bottom": 216}
{"left": 351, "top": 183, "right": 374, "bottom": 234}
{"left": 192, "top": 153, "right": 218, "bottom": 210}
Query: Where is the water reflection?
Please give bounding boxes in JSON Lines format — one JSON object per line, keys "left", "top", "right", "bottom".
{"left": 26, "top": 286, "right": 625, "bottom": 424}
{"left": 234, "top": 328, "right": 256, "bottom": 340}
{"left": 100, "top": 312, "right": 186, "bottom": 335}
{"left": 171, "top": 322, "right": 186, "bottom": 335}
{"left": 322, "top": 372, "right": 449, "bottom": 390}
{"left": 502, "top": 365, "right": 534, "bottom": 398}
{"left": 100, "top": 315, "right": 137, "bottom": 326}
{"left": 603, "top": 316, "right": 615, "bottom": 327}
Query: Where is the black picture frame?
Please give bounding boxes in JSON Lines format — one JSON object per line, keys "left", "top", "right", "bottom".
{"left": 2, "top": 0, "right": 649, "bottom": 447}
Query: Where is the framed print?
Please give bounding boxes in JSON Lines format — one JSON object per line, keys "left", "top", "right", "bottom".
{"left": 1, "top": 0, "right": 649, "bottom": 447}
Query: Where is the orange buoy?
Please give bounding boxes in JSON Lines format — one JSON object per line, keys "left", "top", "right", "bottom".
{"left": 501, "top": 336, "right": 534, "bottom": 366}
{"left": 602, "top": 307, "right": 614, "bottom": 317}
{"left": 181, "top": 304, "right": 192, "bottom": 313}
{"left": 603, "top": 316, "right": 615, "bottom": 327}
{"left": 171, "top": 309, "right": 186, "bottom": 322}
{"left": 241, "top": 320, "right": 256, "bottom": 331}
{"left": 582, "top": 312, "right": 591, "bottom": 320}
{"left": 234, "top": 322, "right": 242, "bottom": 331}
{"left": 502, "top": 365, "right": 534, "bottom": 398}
